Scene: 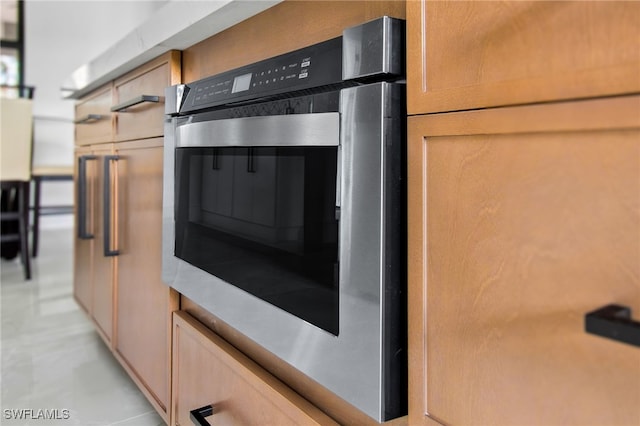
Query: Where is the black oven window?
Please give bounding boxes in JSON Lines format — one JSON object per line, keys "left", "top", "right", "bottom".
{"left": 175, "top": 146, "right": 339, "bottom": 335}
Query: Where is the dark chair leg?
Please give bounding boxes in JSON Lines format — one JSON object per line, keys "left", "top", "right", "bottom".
{"left": 19, "top": 181, "right": 31, "bottom": 280}
{"left": 32, "top": 177, "right": 40, "bottom": 258}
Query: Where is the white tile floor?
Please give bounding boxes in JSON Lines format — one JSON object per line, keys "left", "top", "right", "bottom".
{"left": 1, "top": 217, "right": 165, "bottom": 426}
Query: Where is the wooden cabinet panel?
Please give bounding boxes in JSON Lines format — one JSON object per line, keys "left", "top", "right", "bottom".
{"left": 113, "top": 139, "right": 178, "bottom": 420}
{"left": 407, "top": 0, "right": 640, "bottom": 114}
{"left": 172, "top": 311, "right": 338, "bottom": 426}
{"left": 90, "top": 143, "right": 115, "bottom": 344}
{"left": 75, "top": 85, "right": 113, "bottom": 146}
{"left": 408, "top": 96, "right": 640, "bottom": 425}
{"left": 73, "top": 147, "right": 94, "bottom": 313}
{"left": 73, "top": 143, "right": 115, "bottom": 345}
{"left": 114, "top": 51, "right": 181, "bottom": 142}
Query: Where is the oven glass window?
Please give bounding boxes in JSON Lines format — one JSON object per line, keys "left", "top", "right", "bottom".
{"left": 175, "top": 146, "right": 339, "bottom": 335}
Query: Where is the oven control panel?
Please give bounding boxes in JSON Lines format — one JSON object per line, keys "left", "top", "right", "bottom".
{"left": 180, "top": 37, "right": 342, "bottom": 113}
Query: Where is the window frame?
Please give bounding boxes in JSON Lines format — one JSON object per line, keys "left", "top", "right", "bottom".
{"left": 1, "top": 0, "right": 24, "bottom": 87}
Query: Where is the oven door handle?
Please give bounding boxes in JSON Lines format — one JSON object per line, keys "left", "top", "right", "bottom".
{"left": 176, "top": 113, "right": 340, "bottom": 148}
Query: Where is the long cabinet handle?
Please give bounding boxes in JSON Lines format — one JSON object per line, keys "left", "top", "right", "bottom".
{"left": 190, "top": 405, "right": 214, "bottom": 426}
{"left": 77, "top": 155, "right": 97, "bottom": 239}
{"left": 585, "top": 304, "right": 640, "bottom": 348}
{"left": 103, "top": 155, "right": 120, "bottom": 257}
{"left": 74, "top": 114, "right": 103, "bottom": 124}
{"left": 111, "top": 95, "right": 160, "bottom": 112}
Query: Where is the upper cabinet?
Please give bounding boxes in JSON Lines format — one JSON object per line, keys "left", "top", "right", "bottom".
{"left": 407, "top": 0, "right": 640, "bottom": 114}
{"left": 75, "top": 51, "right": 181, "bottom": 146}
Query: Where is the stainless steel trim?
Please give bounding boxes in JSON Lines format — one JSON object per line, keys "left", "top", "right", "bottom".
{"left": 162, "top": 83, "right": 401, "bottom": 422}
{"left": 165, "top": 84, "right": 188, "bottom": 116}
{"left": 176, "top": 113, "right": 340, "bottom": 148}
{"left": 162, "top": 116, "right": 178, "bottom": 285}
{"left": 342, "top": 16, "right": 404, "bottom": 80}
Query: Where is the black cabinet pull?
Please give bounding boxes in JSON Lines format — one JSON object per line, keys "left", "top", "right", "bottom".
{"left": 103, "top": 155, "right": 120, "bottom": 257}
{"left": 74, "top": 114, "right": 103, "bottom": 124}
{"left": 77, "top": 155, "right": 97, "bottom": 239}
{"left": 190, "top": 405, "right": 214, "bottom": 426}
{"left": 111, "top": 95, "right": 160, "bottom": 112}
{"left": 585, "top": 304, "right": 640, "bottom": 348}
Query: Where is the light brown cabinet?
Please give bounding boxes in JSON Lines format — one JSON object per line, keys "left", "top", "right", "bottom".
{"left": 112, "top": 139, "right": 179, "bottom": 420}
{"left": 407, "top": 96, "right": 640, "bottom": 425}
{"left": 74, "top": 85, "right": 113, "bottom": 146}
{"left": 407, "top": 0, "right": 640, "bottom": 114}
{"left": 114, "top": 52, "right": 180, "bottom": 142}
{"left": 74, "top": 51, "right": 181, "bottom": 424}
{"left": 171, "top": 311, "right": 338, "bottom": 426}
{"left": 74, "top": 143, "right": 115, "bottom": 344}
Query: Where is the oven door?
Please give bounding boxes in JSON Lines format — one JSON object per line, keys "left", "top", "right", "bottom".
{"left": 174, "top": 112, "right": 340, "bottom": 335}
{"left": 162, "top": 82, "right": 405, "bottom": 422}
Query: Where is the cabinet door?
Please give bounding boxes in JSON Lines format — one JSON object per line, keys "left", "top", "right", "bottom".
{"left": 407, "top": 1, "right": 640, "bottom": 114}
{"left": 74, "top": 144, "right": 115, "bottom": 344}
{"left": 91, "top": 144, "right": 116, "bottom": 344}
{"left": 73, "top": 147, "right": 95, "bottom": 313}
{"left": 114, "top": 139, "right": 177, "bottom": 420}
{"left": 172, "top": 312, "right": 338, "bottom": 426}
{"left": 408, "top": 96, "right": 640, "bottom": 425}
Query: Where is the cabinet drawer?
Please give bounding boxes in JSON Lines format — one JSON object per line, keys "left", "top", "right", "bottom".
{"left": 407, "top": 1, "right": 640, "bottom": 114}
{"left": 172, "top": 312, "right": 337, "bottom": 426}
{"left": 75, "top": 85, "right": 112, "bottom": 146}
{"left": 408, "top": 96, "right": 640, "bottom": 425}
{"left": 114, "top": 52, "right": 180, "bottom": 142}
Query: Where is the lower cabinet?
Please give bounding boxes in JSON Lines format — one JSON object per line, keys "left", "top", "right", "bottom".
{"left": 74, "top": 139, "right": 177, "bottom": 423}
{"left": 74, "top": 143, "right": 115, "bottom": 344}
{"left": 407, "top": 95, "right": 640, "bottom": 425}
{"left": 171, "top": 311, "right": 338, "bottom": 426}
{"left": 112, "top": 139, "right": 179, "bottom": 421}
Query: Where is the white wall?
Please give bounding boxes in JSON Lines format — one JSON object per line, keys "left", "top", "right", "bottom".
{"left": 24, "top": 0, "right": 167, "bottom": 217}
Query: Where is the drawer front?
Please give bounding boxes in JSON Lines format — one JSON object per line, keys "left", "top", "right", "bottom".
{"left": 75, "top": 86, "right": 113, "bottom": 146}
{"left": 114, "top": 62, "right": 169, "bottom": 142}
{"left": 407, "top": 1, "right": 640, "bottom": 114}
{"left": 172, "top": 312, "right": 337, "bottom": 426}
{"left": 408, "top": 97, "right": 640, "bottom": 425}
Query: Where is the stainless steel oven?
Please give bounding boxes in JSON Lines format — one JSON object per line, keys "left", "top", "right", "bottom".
{"left": 163, "top": 17, "right": 406, "bottom": 422}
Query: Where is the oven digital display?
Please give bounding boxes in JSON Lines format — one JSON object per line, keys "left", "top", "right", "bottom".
{"left": 231, "top": 73, "right": 252, "bottom": 93}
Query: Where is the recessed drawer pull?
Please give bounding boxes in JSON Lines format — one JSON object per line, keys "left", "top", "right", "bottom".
{"left": 111, "top": 95, "right": 160, "bottom": 112}
{"left": 585, "top": 304, "right": 640, "bottom": 348}
{"left": 189, "top": 405, "right": 214, "bottom": 426}
{"left": 74, "top": 114, "right": 103, "bottom": 124}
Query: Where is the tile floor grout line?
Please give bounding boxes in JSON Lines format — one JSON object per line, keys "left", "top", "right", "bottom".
{"left": 109, "top": 410, "right": 159, "bottom": 425}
